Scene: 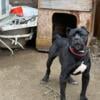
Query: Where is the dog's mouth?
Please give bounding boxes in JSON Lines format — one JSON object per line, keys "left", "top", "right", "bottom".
{"left": 69, "top": 41, "right": 86, "bottom": 58}
{"left": 74, "top": 43, "right": 84, "bottom": 51}
{"left": 71, "top": 42, "right": 85, "bottom": 51}
{"left": 69, "top": 47, "right": 86, "bottom": 58}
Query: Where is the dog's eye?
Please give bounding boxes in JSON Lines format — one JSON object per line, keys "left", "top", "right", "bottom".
{"left": 80, "top": 33, "right": 84, "bottom": 36}
{"left": 69, "top": 33, "right": 73, "bottom": 37}
{"left": 80, "top": 32, "right": 87, "bottom": 37}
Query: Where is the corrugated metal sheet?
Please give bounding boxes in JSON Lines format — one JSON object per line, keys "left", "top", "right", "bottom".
{"left": 39, "top": 0, "right": 93, "bottom": 11}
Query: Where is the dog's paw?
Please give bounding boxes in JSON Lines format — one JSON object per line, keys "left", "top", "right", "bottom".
{"left": 80, "top": 96, "right": 88, "bottom": 100}
{"left": 42, "top": 76, "right": 49, "bottom": 82}
{"left": 60, "top": 96, "right": 66, "bottom": 100}
{"left": 40, "top": 77, "right": 49, "bottom": 84}
{"left": 40, "top": 80, "right": 48, "bottom": 84}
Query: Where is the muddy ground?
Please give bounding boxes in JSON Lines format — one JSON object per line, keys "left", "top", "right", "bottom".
{"left": 0, "top": 47, "right": 99, "bottom": 100}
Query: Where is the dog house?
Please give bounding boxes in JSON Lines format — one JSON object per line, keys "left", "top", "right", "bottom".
{"left": 36, "top": 0, "right": 96, "bottom": 51}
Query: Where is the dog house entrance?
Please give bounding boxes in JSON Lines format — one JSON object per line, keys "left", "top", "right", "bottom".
{"left": 52, "top": 13, "right": 77, "bottom": 41}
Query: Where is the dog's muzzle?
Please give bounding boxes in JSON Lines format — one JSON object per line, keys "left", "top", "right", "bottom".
{"left": 71, "top": 39, "right": 85, "bottom": 51}
{"left": 72, "top": 33, "right": 86, "bottom": 51}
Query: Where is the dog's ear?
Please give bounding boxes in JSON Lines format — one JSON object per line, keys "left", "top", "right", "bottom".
{"left": 66, "top": 27, "right": 71, "bottom": 37}
{"left": 81, "top": 26, "right": 89, "bottom": 34}
{"left": 81, "top": 26, "right": 87, "bottom": 30}
{"left": 66, "top": 27, "right": 71, "bottom": 33}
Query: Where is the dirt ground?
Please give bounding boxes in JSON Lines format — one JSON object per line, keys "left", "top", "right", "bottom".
{"left": 0, "top": 48, "right": 99, "bottom": 100}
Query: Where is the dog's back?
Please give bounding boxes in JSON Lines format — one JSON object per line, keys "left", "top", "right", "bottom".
{"left": 49, "top": 34, "right": 68, "bottom": 57}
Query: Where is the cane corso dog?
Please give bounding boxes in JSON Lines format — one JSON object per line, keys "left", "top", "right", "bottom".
{"left": 42, "top": 27, "right": 91, "bottom": 100}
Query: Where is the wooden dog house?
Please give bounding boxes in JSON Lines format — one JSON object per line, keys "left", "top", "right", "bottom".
{"left": 36, "top": 0, "right": 96, "bottom": 51}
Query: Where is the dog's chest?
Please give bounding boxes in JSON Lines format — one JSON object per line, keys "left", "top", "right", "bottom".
{"left": 73, "top": 62, "right": 87, "bottom": 75}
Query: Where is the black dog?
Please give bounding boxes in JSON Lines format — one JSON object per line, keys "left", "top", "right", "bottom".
{"left": 42, "top": 27, "right": 91, "bottom": 100}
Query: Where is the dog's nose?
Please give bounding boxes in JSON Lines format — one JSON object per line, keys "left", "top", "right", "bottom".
{"left": 75, "top": 34, "right": 80, "bottom": 40}
{"left": 74, "top": 35, "right": 81, "bottom": 44}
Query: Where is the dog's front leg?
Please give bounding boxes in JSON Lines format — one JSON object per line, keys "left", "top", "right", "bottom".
{"left": 42, "top": 43, "right": 58, "bottom": 82}
{"left": 60, "top": 79, "right": 67, "bottom": 100}
{"left": 80, "top": 72, "right": 90, "bottom": 100}
{"left": 60, "top": 69, "right": 69, "bottom": 100}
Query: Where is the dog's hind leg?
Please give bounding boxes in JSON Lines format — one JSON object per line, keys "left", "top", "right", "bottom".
{"left": 42, "top": 56, "right": 56, "bottom": 82}
{"left": 42, "top": 43, "right": 58, "bottom": 82}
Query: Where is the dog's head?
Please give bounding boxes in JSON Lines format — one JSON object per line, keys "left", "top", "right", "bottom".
{"left": 66, "top": 27, "right": 89, "bottom": 51}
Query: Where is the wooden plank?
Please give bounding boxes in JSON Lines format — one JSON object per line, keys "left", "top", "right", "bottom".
{"left": 94, "top": 0, "right": 100, "bottom": 38}
{"left": 39, "top": 0, "right": 93, "bottom": 11}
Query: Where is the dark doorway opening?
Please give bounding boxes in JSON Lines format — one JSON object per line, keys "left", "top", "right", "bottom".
{"left": 52, "top": 13, "right": 77, "bottom": 41}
